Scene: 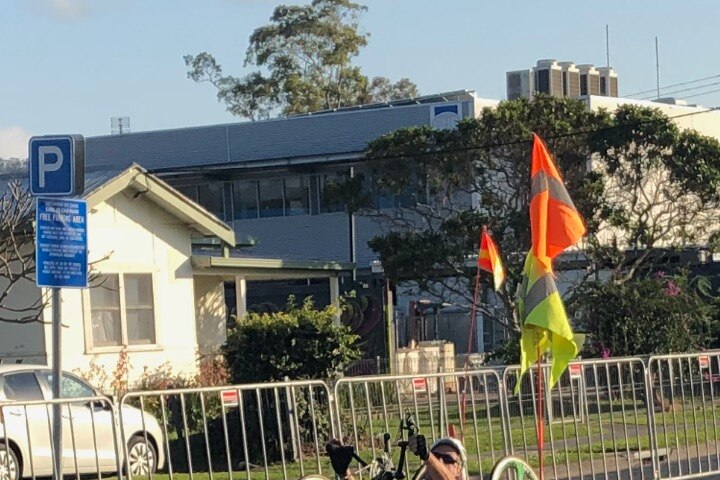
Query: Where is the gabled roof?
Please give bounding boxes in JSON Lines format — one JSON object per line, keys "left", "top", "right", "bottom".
{"left": 84, "top": 164, "right": 236, "bottom": 246}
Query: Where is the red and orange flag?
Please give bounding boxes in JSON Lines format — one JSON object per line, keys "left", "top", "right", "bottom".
{"left": 529, "top": 133, "right": 586, "bottom": 269}
{"left": 478, "top": 227, "right": 505, "bottom": 291}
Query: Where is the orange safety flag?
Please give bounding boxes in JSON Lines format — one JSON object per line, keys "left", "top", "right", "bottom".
{"left": 516, "top": 134, "right": 586, "bottom": 392}
{"left": 478, "top": 227, "right": 505, "bottom": 291}
{"left": 529, "top": 133, "right": 586, "bottom": 269}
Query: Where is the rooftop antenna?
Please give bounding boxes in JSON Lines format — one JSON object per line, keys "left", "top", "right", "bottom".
{"left": 111, "top": 117, "right": 131, "bottom": 135}
{"left": 605, "top": 24, "right": 610, "bottom": 68}
{"left": 655, "top": 37, "right": 661, "bottom": 99}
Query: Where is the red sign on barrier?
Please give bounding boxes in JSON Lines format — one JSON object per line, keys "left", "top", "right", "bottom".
{"left": 699, "top": 355, "right": 710, "bottom": 369}
{"left": 222, "top": 389, "right": 239, "bottom": 407}
{"left": 413, "top": 378, "right": 427, "bottom": 393}
{"left": 569, "top": 363, "right": 583, "bottom": 379}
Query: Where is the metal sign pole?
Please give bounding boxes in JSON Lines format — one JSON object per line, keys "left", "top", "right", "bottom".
{"left": 51, "top": 287, "right": 62, "bottom": 480}
{"left": 29, "top": 135, "right": 85, "bottom": 480}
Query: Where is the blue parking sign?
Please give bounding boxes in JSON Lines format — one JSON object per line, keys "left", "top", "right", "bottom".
{"left": 29, "top": 135, "right": 85, "bottom": 197}
{"left": 35, "top": 198, "right": 88, "bottom": 288}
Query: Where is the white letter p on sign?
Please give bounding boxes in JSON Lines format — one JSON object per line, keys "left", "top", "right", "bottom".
{"left": 38, "top": 146, "right": 63, "bottom": 188}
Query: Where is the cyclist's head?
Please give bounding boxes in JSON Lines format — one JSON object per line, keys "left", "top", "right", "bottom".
{"left": 430, "top": 438, "right": 467, "bottom": 480}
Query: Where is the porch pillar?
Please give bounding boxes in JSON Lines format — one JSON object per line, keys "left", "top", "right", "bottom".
{"left": 329, "top": 275, "right": 341, "bottom": 325}
{"left": 235, "top": 276, "right": 247, "bottom": 320}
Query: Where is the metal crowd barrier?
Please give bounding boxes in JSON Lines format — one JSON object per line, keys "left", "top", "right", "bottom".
{"left": 0, "top": 395, "right": 122, "bottom": 480}
{"left": 4, "top": 351, "right": 720, "bottom": 480}
{"left": 648, "top": 352, "right": 720, "bottom": 480}
{"left": 119, "top": 379, "right": 334, "bottom": 480}
{"left": 504, "top": 357, "right": 655, "bottom": 480}
{"left": 333, "top": 368, "right": 507, "bottom": 480}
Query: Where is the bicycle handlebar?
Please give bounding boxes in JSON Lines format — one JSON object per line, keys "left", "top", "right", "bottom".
{"left": 327, "top": 412, "right": 418, "bottom": 480}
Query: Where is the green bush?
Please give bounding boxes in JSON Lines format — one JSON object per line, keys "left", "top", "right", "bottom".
{"left": 224, "top": 296, "right": 362, "bottom": 383}
{"left": 568, "top": 272, "right": 719, "bottom": 357}
{"left": 222, "top": 296, "right": 360, "bottom": 464}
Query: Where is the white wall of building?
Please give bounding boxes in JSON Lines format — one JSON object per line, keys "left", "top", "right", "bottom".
{"left": 0, "top": 274, "right": 46, "bottom": 362}
{"left": 42, "top": 192, "right": 201, "bottom": 388}
{"left": 194, "top": 276, "right": 227, "bottom": 355}
{"left": 586, "top": 96, "right": 720, "bottom": 140}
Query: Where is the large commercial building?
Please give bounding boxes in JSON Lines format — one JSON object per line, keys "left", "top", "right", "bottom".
{"left": 77, "top": 90, "right": 720, "bottom": 357}
{"left": 507, "top": 59, "right": 618, "bottom": 100}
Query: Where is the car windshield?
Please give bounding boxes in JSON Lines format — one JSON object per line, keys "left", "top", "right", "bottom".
{"left": 41, "top": 372, "right": 96, "bottom": 399}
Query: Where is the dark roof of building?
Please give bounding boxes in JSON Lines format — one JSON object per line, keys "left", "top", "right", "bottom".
{"left": 0, "top": 167, "right": 124, "bottom": 199}
{"left": 84, "top": 91, "right": 480, "bottom": 173}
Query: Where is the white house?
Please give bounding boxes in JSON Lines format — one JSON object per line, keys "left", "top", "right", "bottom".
{"left": 0, "top": 165, "right": 349, "bottom": 386}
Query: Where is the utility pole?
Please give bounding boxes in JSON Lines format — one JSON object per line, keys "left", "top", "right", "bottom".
{"left": 655, "top": 36, "right": 661, "bottom": 99}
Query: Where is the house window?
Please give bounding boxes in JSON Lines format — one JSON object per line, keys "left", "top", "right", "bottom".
{"left": 284, "top": 177, "right": 309, "bottom": 216}
{"left": 89, "top": 274, "right": 156, "bottom": 348}
{"left": 258, "top": 178, "right": 284, "bottom": 218}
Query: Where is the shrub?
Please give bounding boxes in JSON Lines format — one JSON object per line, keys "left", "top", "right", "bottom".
{"left": 224, "top": 296, "right": 361, "bottom": 383}
{"left": 569, "top": 272, "right": 719, "bottom": 357}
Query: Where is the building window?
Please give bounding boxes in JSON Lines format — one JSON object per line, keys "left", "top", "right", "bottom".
{"left": 197, "top": 183, "right": 226, "bottom": 220}
{"left": 233, "top": 180, "right": 259, "bottom": 219}
{"left": 89, "top": 274, "right": 156, "bottom": 348}
{"left": 176, "top": 185, "right": 198, "bottom": 202}
{"left": 536, "top": 69, "right": 550, "bottom": 93}
{"left": 580, "top": 74, "right": 588, "bottom": 96}
{"left": 368, "top": 172, "right": 418, "bottom": 209}
{"left": 284, "top": 177, "right": 310, "bottom": 216}
{"left": 258, "top": 178, "right": 284, "bottom": 218}
{"left": 319, "top": 172, "right": 347, "bottom": 213}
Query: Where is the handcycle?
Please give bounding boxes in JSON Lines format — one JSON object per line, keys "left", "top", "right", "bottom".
{"left": 301, "top": 413, "right": 426, "bottom": 480}
{"left": 301, "top": 413, "right": 539, "bottom": 480}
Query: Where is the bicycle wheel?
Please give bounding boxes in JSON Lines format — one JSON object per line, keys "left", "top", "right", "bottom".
{"left": 410, "top": 464, "right": 426, "bottom": 480}
{"left": 489, "top": 456, "right": 538, "bottom": 480}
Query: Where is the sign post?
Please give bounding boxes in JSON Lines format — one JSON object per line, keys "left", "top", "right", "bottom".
{"left": 29, "top": 135, "right": 85, "bottom": 480}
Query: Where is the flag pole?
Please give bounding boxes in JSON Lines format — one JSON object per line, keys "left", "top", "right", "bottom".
{"left": 536, "top": 346, "right": 544, "bottom": 480}
{"left": 459, "top": 263, "right": 482, "bottom": 439}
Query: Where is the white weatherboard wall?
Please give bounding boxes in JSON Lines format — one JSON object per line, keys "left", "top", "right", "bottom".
{"left": 0, "top": 273, "right": 46, "bottom": 362}
{"left": 194, "top": 276, "right": 227, "bottom": 355}
{"left": 42, "top": 192, "right": 201, "bottom": 387}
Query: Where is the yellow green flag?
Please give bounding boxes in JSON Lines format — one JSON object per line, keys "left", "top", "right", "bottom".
{"left": 516, "top": 252, "right": 579, "bottom": 392}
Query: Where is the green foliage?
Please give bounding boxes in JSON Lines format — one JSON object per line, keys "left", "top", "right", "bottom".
{"left": 224, "top": 296, "right": 362, "bottom": 383}
{"left": 333, "top": 95, "right": 720, "bottom": 336}
{"left": 568, "top": 272, "right": 719, "bottom": 357}
{"left": 185, "top": 0, "right": 418, "bottom": 119}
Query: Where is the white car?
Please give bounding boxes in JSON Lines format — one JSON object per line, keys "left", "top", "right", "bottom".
{"left": 0, "top": 365, "right": 165, "bottom": 480}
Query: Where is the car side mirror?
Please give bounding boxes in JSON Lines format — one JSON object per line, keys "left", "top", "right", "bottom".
{"left": 86, "top": 398, "right": 114, "bottom": 411}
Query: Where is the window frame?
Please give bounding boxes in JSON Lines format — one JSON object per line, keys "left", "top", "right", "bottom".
{"left": 83, "top": 272, "right": 161, "bottom": 353}
{"left": 258, "top": 177, "right": 285, "bottom": 218}
{"left": 196, "top": 182, "right": 227, "bottom": 221}
{"left": 232, "top": 180, "right": 260, "bottom": 220}
{"left": 283, "top": 176, "right": 310, "bottom": 216}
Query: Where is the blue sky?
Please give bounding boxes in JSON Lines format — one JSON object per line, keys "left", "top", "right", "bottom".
{"left": 1, "top": 0, "right": 719, "bottom": 158}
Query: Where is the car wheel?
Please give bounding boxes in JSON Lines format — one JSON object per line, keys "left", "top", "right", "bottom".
{"left": 126, "top": 435, "right": 157, "bottom": 476}
{"left": 0, "top": 445, "right": 19, "bottom": 480}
